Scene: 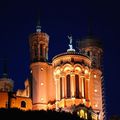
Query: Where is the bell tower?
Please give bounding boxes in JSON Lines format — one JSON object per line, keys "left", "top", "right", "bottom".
{"left": 77, "top": 35, "right": 105, "bottom": 120}
{"left": 78, "top": 36, "right": 103, "bottom": 69}
{"left": 29, "top": 21, "right": 49, "bottom": 63}
{"left": 29, "top": 21, "right": 55, "bottom": 110}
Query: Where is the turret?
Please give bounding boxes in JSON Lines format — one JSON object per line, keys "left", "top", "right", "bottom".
{"left": 77, "top": 35, "right": 103, "bottom": 69}
{"left": 0, "top": 60, "right": 14, "bottom": 92}
{"left": 77, "top": 35, "right": 104, "bottom": 120}
{"left": 29, "top": 21, "right": 55, "bottom": 110}
{"left": 29, "top": 21, "right": 49, "bottom": 63}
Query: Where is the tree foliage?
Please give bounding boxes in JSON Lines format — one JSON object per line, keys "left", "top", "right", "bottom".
{"left": 0, "top": 108, "right": 82, "bottom": 120}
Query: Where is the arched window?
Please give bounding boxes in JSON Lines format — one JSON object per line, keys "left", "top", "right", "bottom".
{"left": 40, "top": 44, "right": 43, "bottom": 56}
{"left": 21, "top": 101, "right": 26, "bottom": 108}
{"left": 34, "top": 44, "right": 38, "bottom": 57}
{"left": 87, "top": 51, "right": 90, "bottom": 56}
{"left": 66, "top": 74, "right": 71, "bottom": 98}
{"left": 83, "top": 78, "right": 86, "bottom": 98}
{"left": 60, "top": 77, "right": 62, "bottom": 99}
{"left": 75, "top": 75, "right": 79, "bottom": 98}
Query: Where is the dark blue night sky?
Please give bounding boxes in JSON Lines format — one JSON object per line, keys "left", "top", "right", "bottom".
{"left": 0, "top": 0, "right": 119, "bottom": 119}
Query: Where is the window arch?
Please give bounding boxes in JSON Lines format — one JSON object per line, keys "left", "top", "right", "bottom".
{"left": 21, "top": 101, "right": 26, "bottom": 108}
{"left": 60, "top": 77, "right": 62, "bottom": 99}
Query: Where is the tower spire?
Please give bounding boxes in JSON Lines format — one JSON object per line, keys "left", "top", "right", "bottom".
{"left": 2, "top": 58, "right": 8, "bottom": 78}
{"left": 36, "top": 18, "right": 41, "bottom": 33}
{"left": 87, "top": 16, "right": 94, "bottom": 38}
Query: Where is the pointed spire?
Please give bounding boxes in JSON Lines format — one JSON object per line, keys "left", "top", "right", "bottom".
{"left": 87, "top": 16, "right": 94, "bottom": 38}
{"left": 2, "top": 58, "right": 8, "bottom": 78}
{"left": 36, "top": 18, "right": 41, "bottom": 33}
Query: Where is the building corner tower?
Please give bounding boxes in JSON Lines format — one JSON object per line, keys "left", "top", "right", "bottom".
{"left": 77, "top": 35, "right": 105, "bottom": 120}
{"left": 29, "top": 22, "right": 55, "bottom": 110}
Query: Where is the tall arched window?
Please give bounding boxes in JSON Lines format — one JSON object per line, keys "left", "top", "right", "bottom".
{"left": 66, "top": 74, "right": 71, "bottom": 98}
{"left": 21, "top": 101, "right": 26, "bottom": 108}
{"left": 40, "top": 44, "right": 43, "bottom": 56}
{"left": 83, "top": 78, "right": 86, "bottom": 98}
{"left": 87, "top": 51, "right": 90, "bottom": 56}
{"left": 60, "top": 77, "right": 62, "bottom": 99}
{"left": 75, "top": 75, "right": 79, "bottom": 98}
{"left": 34, "top": 44, "right": 38, "bottom": 57}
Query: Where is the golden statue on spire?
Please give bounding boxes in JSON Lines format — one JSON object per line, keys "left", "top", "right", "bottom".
{"left": 68, "top": 35, "right": 73, "bottom": 49}
{"left": 67, "top": 35, "right": 75, "bottom": 52}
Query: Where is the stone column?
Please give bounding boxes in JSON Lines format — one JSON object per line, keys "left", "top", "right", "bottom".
{"left": 81, "top": 77, "right": 84, "bottom": 98}
{"left": 55, "top": 78, "right": 60, "bottom": 101}
{"left": 62, "top": 76, "right": 65, "bottom": 98}
{"left": 71, "top": 73, "right": 75, "bottom": 97}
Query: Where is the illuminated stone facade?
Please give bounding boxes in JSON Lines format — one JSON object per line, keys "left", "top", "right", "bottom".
{"left": 0, "top": 78, "right": 32, "bottom": 111}
{"left": 0, "top": 24, "right": 105, "bottom": 120}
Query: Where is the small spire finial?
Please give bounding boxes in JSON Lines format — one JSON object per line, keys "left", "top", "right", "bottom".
{"left": 36, "top": 18, "right": 41, "bottom": 33}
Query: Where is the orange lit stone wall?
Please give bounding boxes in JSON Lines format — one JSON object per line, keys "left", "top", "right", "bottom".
{"left": 16, "top": 79, "right": 30, "bottom": 97}
{"left": 10, "top": 97, "right": 32, "bottom": 110}
{"left": 0, "top": 92, "right": 8, "bottom": 108}
{"left": 0, "top": 92, "right": 32, "bottom": 110}
{"left": 47, "top": 64, "right": 55, "bottom": 102}
{"left": 90, "top": 69, "right": 103, "bottom": 120}
{"left": 30, "top": 62, "right": 55, "bottom": 110}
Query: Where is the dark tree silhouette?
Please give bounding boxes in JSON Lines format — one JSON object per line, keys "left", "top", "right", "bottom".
{"left": 0, "top": 108, "right": 82, "bottom": 120}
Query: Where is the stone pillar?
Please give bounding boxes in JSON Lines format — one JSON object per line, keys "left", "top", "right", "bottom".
{"left": 46, "top": 48, "right": 48, "bottom": 60}
{"left": 85, "top": 78, "right": 89, "bottom": 100}
{"left": 55, "top": 78, "right": 59, "bottom": 101}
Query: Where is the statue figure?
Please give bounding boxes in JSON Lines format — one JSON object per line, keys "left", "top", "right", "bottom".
{"left": 68, "top": 35, "right": 73, "bottom": 49}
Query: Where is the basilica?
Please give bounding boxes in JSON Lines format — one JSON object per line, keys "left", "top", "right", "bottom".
{"left": 0, "top": 22, "right": 105, "bottom": 120}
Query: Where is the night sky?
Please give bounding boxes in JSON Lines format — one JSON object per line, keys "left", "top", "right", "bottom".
{"left": 0, "top": 0, "right": 119, "bottom": 119}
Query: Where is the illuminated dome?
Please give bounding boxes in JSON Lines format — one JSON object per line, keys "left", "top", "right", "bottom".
{"left": 0, "top": 75, "right": 14, "bottom": 92}
{"left": 0, "top": 62, "right": 14, "bottom": 92}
